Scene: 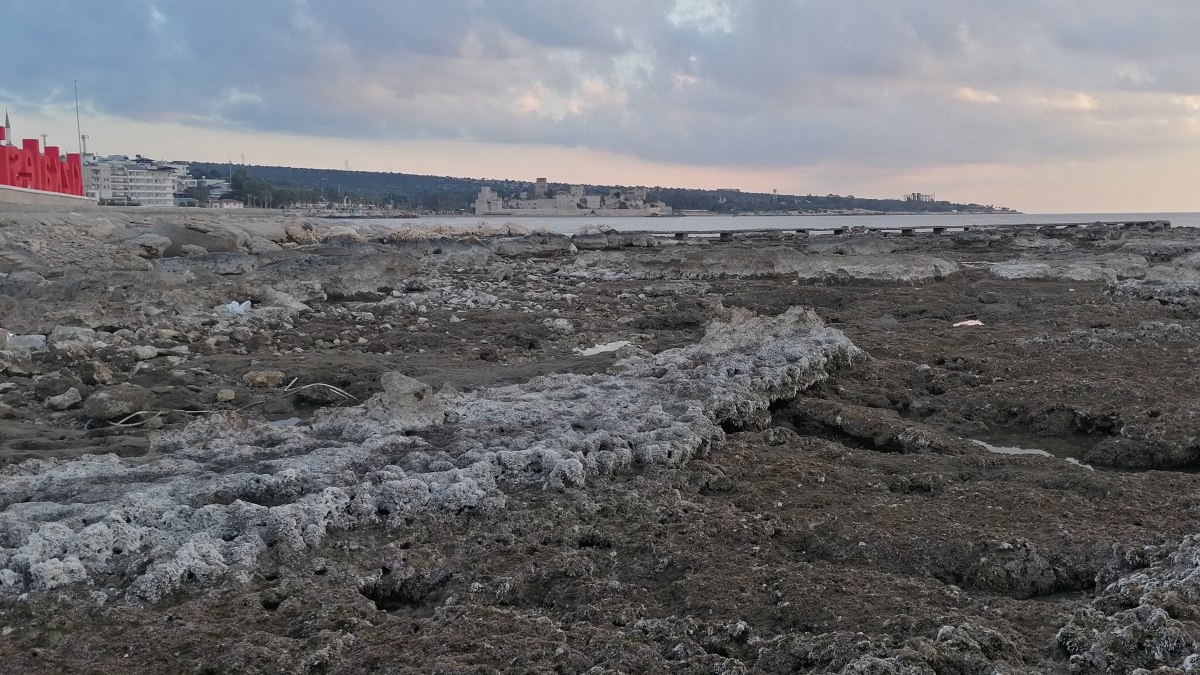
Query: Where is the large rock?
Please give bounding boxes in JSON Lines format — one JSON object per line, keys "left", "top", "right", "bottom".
{"left": 130, "top": 345, "right": 159, "bottom": 361}
{"left": 992, "top": 254, "right": 1148, "bottom": 282}
{"left": 83, "top": 384, "right": 153, "bottom": 420}
{"left": 121, "top": 233, "right": 173, "bottom": 260}
{"left": 45, "top": 387, "right": 83, "bottom": 411}
{"left": 372, "top": 372, "right": 445, "bottom": 426}
{"left": 48, "top": 326, "right": 97, "bottom": 348}
{"left": 80, "top": 361, "right": 114, "bottom": 386}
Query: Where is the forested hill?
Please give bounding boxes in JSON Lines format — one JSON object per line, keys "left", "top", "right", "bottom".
{"left": 188, "top": 162, "right": 1015, "bottom": 214}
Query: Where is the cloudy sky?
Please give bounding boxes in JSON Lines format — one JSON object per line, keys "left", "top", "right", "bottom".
{"left": 6, "top": 0, "right": 1200, "bottom": 212}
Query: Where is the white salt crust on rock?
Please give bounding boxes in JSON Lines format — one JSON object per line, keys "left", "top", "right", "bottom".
{"left": 0, "top": 307, "right": 861, "bottom": 603}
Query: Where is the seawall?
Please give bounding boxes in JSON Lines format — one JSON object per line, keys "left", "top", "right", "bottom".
{"left": 0, "top": 184, "right": 97, "bottom": 209}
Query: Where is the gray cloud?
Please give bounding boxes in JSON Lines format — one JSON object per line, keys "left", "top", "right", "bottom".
{"left": 5, "top": 0, "right": 1199, "bottom": 172}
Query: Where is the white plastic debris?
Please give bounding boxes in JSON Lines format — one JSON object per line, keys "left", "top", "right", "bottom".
{"left": 225, "top": 300, "right": 252, "bottom": 315}
{"left": 972, "top": 440, "right": 1094, "bottom": 471}
{"left": 6, "top": 334, "right": 47, "bottom": 352}
{"left": 952, "top": 319, "right": 985, "bottom": 327}
{"left": 575, "top": 341, "right": 632, "bottom": 356}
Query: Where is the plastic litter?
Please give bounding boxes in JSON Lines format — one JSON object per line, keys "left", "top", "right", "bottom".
{"left": 952, "top": 319, "right": 984, "bottom": 327}
{"left": 574, "top": 340, "right": 632, "bottom": 356}
{"left": 226, "top": 300, "right": 252, "bottom": 315}
{"left": 6, "top": 334, "right": 48, "bottom": 352}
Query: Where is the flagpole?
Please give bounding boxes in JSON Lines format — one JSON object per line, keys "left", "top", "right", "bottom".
{"left": 74, "top": 80, "right": 83, "bottom": 156}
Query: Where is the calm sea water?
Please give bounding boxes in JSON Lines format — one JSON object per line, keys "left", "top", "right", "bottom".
{"left": 349, "top": 212, "right": 1199, "bottom": 236}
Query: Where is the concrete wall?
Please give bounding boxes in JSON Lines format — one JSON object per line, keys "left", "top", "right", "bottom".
{"left": 0, "top": 184, "right": 98, "bottom": 208}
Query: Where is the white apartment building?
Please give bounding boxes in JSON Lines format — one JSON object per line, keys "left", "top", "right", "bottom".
{"left": 83, "top": 156, "right": 181, "bottom": 207}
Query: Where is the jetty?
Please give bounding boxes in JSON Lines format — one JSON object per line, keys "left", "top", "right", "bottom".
{"left": 629, "top": 219, "right": 1171, "bottom": 242}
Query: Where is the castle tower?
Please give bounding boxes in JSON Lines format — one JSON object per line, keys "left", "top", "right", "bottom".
{"left": 534, "top": 177, "right": 547, "bottom": 198}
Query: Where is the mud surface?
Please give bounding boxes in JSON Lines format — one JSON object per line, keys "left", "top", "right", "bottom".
{"left": 1, "top": 212, "right": 1198, "bottom": 673}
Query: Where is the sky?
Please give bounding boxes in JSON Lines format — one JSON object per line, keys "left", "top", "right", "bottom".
{"left": 5, "top": 0, "right": 1200, "bottom": 213}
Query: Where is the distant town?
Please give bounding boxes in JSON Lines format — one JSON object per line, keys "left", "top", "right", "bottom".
{"left": 2, "top": 113, "right": 1016, "bottom": 215}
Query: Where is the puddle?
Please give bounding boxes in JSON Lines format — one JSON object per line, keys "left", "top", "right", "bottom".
{"left": 575, "top": 340, "right": 631, "bottom": 356}
{"left": 972, "top": 440, "right": 1094, "bottom": 470}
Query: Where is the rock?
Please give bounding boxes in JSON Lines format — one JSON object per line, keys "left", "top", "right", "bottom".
{"left": 81, "top": 361, "right": 115, "bottom": 386}
{"left": 181, "top": 244, "right": 208, "bottom": 257}
{"left": 284, "top": 221, "right": 321, "bottom": 244}
{"left": 542, "top": 318, "right": 575, "bottom": 334}
{"left": 245, "top": 236, "right": 283, "bottom": 253}
{"left": 49, "top": 340, "right": 92, "bottom": 361}
{"left": 321, "top": 226, "right": 364, "bottom": 244}
{"left": 215, "top": 388, "right": 236, "bottom": 403}
{"left": 45, "top": 387, "right": 83, "bottom": 411}
{"left": 122, "top": 233, "right": 173, "bottom": 259}
{"left": 1054, "top": 535, "right": 1200, "bottom": 672}
{"left": 49, "top": 326, "right": 98, "bottom": 348}
{"left": 0, "top": 329, "right": 7, "bottom": 350}
{"left": 342, "top": 372, "right": 448, "bottom": 430}
{"left": 130, "top": 345, "right": 159, "bottom": 361}
{"left": 83, "top": 384, "right": 153, "bottom": 420}
{"left": 34, "top": 374, "right": 83, "bottom": 399}
{"left": 993, "top": 254, "right": 1149, "bottom": 282}
{"left": 243, "top": 370, "right": 286, "bottom": 388}
{"left": 952, "top": 231, "right": 1002, "bottom": 247}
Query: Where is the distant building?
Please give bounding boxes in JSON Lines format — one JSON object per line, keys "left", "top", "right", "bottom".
{"left": 475, "top": 178, "right": 671, "bottom": 216}
{"left": 179, "top": 177, "right": 231, "bottom": 201}
{"left": 211, "top": 198, "right": 244, "bottom": 209}
{"left": 905, "top": 192, "right": 936, "bottom": 203}
{"left": 83, "top": 155, "right": 179, "bottom": 207}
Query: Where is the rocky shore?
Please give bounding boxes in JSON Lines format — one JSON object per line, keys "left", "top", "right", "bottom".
{"left": 1, "top": 209, "right": 1198, "bottom": 673}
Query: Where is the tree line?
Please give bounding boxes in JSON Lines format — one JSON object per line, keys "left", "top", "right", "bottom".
{"left": 185, "top": 162, "right": 1013, "bottom": 214}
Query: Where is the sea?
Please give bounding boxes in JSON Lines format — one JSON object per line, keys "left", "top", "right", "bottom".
{"left": 347, "top": 211, "right": 1199, "bottom": 236}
